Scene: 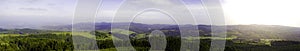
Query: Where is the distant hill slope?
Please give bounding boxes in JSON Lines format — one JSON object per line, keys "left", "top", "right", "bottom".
{"left": 41, "top": 22, "right": 300, "bottom": 41}
{"left": 227, "top": 25, "right": 300, "bottom": 40}
{"left": 0, "top": 28, "right": 7, "bottom": 31}
{"left": 42, "top": 22, "right": 172, "bottom": 32}
{"left": 0, "top": 28, "right": 60, "bottom": 34}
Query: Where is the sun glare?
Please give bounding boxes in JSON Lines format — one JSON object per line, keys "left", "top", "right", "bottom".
{"left": 223, "top": 0, "right": 300, "bottom": 27}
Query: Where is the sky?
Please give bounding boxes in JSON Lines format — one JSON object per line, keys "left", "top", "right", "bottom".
{"left": 223, "top": 0, "right": 300, "bottom": 27}
{"left": 1, "top": 0, "right": 300, "bottom": 28}
{"left": 0, "top": 0, "right": 76, "bottom": 28}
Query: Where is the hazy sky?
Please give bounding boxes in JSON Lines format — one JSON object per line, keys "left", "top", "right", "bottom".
{"left": 1, "top": 0, "right": 300, "bottom": 28}
{"left": 0, "top": 0, "right": 76, "bottom": 28}
{"left": 223, "top": 0, "right": 300, "bottom": 27}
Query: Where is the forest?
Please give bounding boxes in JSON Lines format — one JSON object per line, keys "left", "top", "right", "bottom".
{"left": 1, "top": 23, "right": 300, "bottom": 51}
{"left": 1, "top": 30, "right": 300, "bottom": 51}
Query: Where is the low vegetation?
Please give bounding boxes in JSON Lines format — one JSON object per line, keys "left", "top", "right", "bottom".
{"left": 1, "top": 30, "right": 300, "bottom": 51}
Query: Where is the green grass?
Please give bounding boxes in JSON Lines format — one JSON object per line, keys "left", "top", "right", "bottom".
{"left": 0, "top": 34, "right": 24, "bottom": 37}
{"left": 111, "top": 29, "right": 135, "bottom": 35}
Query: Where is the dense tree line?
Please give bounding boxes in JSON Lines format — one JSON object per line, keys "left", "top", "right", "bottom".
{"left": 1, "top": 31, "right": 300, "bottom": 51}
{"left": 0, "top": 34, "right": 73, "bottom": 51}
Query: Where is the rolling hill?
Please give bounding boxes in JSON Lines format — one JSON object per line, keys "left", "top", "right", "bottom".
{"left": 38, "top": 22, "right": 300, "bottom": 41}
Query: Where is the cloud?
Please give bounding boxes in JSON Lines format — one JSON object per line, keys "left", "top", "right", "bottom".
{"left": 19, "top": 8, "right": 48, "bottom": 11}
{"left": 101, "top": 0, "right": 208, "bottom": 23}
{"left": 96, "top": 0, "right": 211, "bottom": 25}
{"left": 0, "top": 0, "right": 211, "bottom": 28}
{"left": 0, "top": 0, "right": 76, "bottom": 28}
{"left": 25, "top": 0, "right": 42, "bottom": 3}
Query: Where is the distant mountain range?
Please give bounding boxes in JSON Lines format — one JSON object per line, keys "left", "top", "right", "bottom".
{"left": 41, "top": 22, "right": 178, "bottom": 31}
{"left": 3, "top": 22, "right": 300, "bottom": 41}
